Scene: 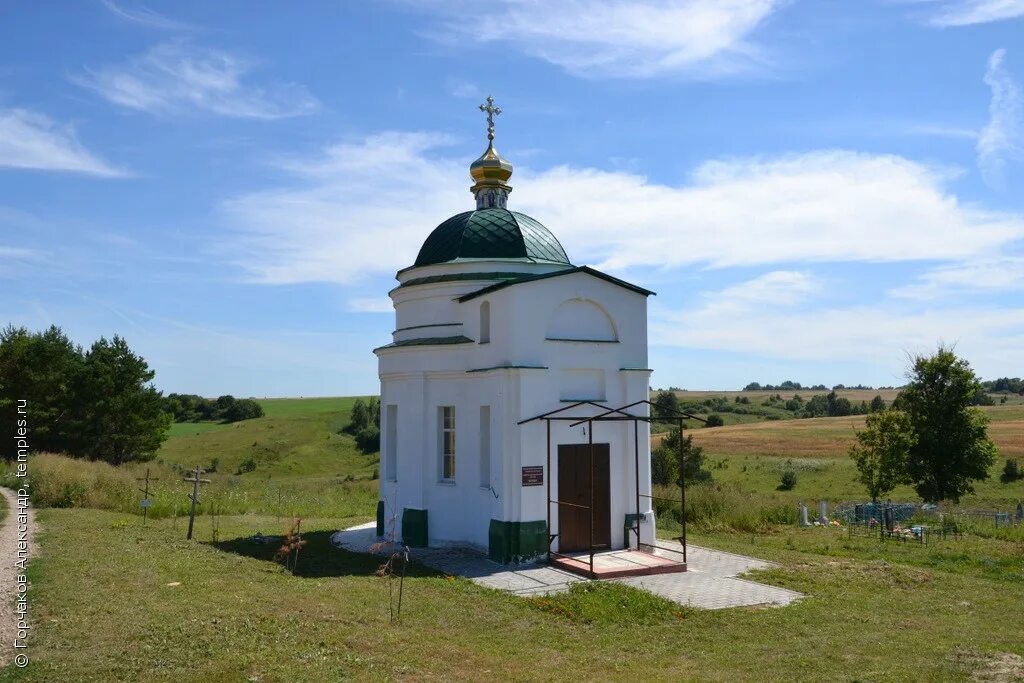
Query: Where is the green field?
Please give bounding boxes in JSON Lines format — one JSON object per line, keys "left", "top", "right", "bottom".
{"left": 8, "top": 507, "right": 1022, "bottom": 681}
{"left": 9, "top": 395, "right": 1024, "bottom": 681}
{"left": 682, "top": 404, "right": 1024, "bottom": 510}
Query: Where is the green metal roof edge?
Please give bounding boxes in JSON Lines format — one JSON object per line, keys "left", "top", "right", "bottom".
{"left": 395, "top": 258, "right": 572, "bottom": 278}
{"left": 545, "top": 337, "right": 620, "bottom": 344}
{"left": 457, "top": 265, "right": 656, "bottom": 302}
{"left": 466, "top": 365, "right": 548, "bottom": 373}
{"left": 373, "top": 335, "right": 474, "bottom": 352}
{"left": 394, "top": 322, "right": 463, "bottom": 332}
{"left": 390, "top": 271, "right": 532, "bottom": 294}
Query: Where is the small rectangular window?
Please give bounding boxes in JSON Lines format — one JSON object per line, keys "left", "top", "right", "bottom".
{"left": 479, "top": 406, "right": 491, "bottom": 487}
{"left": 439, "top": 406, "right": 456, "bottom": 481}
{"left": 479, "top": 301, "right": 491, "bottom": 344}
{"left": 385, "top": 404, "right": 397, "bottom": 481}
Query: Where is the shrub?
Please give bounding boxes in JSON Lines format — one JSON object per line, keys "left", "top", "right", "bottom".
{"left": 652, "top": 390, "right": 680, "bottom": 423}
{"left": 236, "top": 456, "right": 257, "bottom": 474}
{"left": 704, "top": 414, "right": 724, "bottom": 428}
{"left": 354, "top": 425, "right": 380, "bottom": 453}
{"left": 778, "top": 471, "right": 797, "bottom": 491}
{"left": 651, "top": 429, "right": 711, "bottom": 486}
{"left": 346, "top": 398, "right": 381, "bottom": 453}
{"left": 223, "top": 398, "right": 264, "bottom": 422}
{"left": 1000, "top": 459, "right": 1023, "bottom": 484}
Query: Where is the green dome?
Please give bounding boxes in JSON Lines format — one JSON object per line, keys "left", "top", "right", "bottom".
{"left": 414, "top": 209, "right": 571, "bottom": 267}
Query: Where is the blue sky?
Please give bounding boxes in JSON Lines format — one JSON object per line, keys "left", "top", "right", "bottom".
{"left": 1, "top": 0, "right": 1023, "bottom": 396}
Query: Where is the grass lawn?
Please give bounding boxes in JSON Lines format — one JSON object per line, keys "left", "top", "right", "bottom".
{"left": 135, "top": 396, "right": 381, "bottom": 519}
{"left": 8, "top": 507, "right": 1023, "bottom": 682}
{"left": 11, "top": 394, "right": 1024, "bottom": 680}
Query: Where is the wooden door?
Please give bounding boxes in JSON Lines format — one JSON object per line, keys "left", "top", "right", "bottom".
{"left": 557, "top": 444, "right": 611, "bottom": 552}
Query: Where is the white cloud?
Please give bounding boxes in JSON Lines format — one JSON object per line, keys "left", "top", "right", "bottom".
{"left": 74, "top": 42, "right": 319, "bottom": 119}
{"left": 651, "top": 273, "right": 1024, "bottom": 371}
{"left": 710, "top": 270, "right": 818, "bottom": 307}
{"left": 446, "top": 78, "right": 482, "bottom": 100}
{"left": 978, "top": 48, "right": 1024, "bottom": 187}
{"left": 519, "top": 151, "right": 1024, "bottom": 271}
{"left": 0, "top": 108, "right": 127, "bottom": 177}
{"left": 347, "top": 297, "right": 394, "bottom": 313}
{"left": 220, "top": 134, "right": 1024, "bottom": 284}
{"left": 100, "top": 0, "right": 197, "bottom": 31}
{"left": 420, "top": 0, "right": 784, "bottom": 78}
{"left": 0, "top": 246, "right": 40, "bottom": 258}
{"left": 221, "top": 132, "right": 465, "bottom": 284}
{"left": 921, "top": 0, "right": 1024, "bottom": 26}
{"left": 890, "top": 257, "right": 1024, "bottom": 299}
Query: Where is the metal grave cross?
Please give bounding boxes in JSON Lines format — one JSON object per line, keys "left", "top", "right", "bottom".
{"left": 136, "top": 467, "right": 160, "bottom": 525}
{"left": 182, "top": 466, "right": 212, "bottom": 540}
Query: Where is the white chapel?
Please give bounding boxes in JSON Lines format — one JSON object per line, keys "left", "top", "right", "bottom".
{"left": 375, "top": 98, "right": 661, "bottom": 566}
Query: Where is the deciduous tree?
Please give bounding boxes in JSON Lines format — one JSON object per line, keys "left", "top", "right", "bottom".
{"left": 849, "top": 409, "right": 915, "bottom": 502}
{"left": 895, "top": 347, "right": 998, "bottom": 502}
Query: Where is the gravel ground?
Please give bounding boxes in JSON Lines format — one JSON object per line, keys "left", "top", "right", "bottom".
{"left": 0, "top": 487, "right": 35, "bottom": 668}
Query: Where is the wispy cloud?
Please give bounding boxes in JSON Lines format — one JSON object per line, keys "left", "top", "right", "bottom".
{"left": 890, "top": 257, "right": 1024, "bottom": 300}
{"left": 418, "top": 0, "right": 785, "bottom": 79}
{"left": 74, "top": 42, "right": 319, "bottom": 119}
{"left": 902, "top": 123, "right": 979, "bottom": 140}
{"left": 711, "top": 270, "right": 818, "bottom": 308}
{"left": 652, "top": 282, "right": 1024, "bottom": 371}
{"left": 446, "top": 77, "right": 482, "bottom": 100}
{"left": 99, "top": 0, "right": 197, "bottom": 31}
{"left": 919, "top": 0, "right": 1024, "bottom": 26}
{"left": 347, "top": 297, "right": 394, "bottom": 313}
{"left": 220, "top": 132, "right": 464, "bottom": 284}
{"left": 0, "top": 108, "right": 128, "bottom": 177}
{"left": 219, "top": 132, "right": 1024, "bottom": 284}
{"left": 978, "top": 48, "right": 1024, "bottom": 187}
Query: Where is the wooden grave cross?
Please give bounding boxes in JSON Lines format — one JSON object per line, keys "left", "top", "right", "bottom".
{"left": 136, "top": 467, "right": 160, "bottom": 525}
{"left": 182, "top": 466, "right": 212, "bottom": 540}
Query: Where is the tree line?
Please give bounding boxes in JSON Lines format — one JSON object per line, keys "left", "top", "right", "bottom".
{"left": 164, "top": 393, "right": 264, "bottom": 424}
{"left": 0, "top": 325, "right": 169, "bottom": 464}
{"left": 651, "top": 388, "right": 891, "bottom": 424}
{"left": 0, "top": 325, "right": 266, "bottom": 465}
{"left": 742, "top": 381, "right": 882, "bottom": 392}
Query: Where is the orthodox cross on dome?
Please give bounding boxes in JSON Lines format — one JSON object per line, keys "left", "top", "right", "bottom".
{"left": 479, "top": 95, "right": 502, "bottom": 142}
{"left": 470, "top": 96, "right": 513, "bottom": 209}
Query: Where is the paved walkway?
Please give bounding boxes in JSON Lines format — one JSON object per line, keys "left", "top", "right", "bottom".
{"left": 331, "top": 523, "right": 802, "bottom": 609}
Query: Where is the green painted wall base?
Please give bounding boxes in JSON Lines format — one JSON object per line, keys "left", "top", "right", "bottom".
{"left": 376, "top": 501, "right": 385, "bottom": 536}
{"left": 488, "top": 519, "right": 547, "bottom": 563}
{"left": 401, "top": 508, "right": 428, "bottom": 548}
{"left": 624, "top": 513, "right": 642, "bottom": 547}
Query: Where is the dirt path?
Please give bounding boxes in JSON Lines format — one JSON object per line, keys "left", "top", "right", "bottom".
{"left": 0, "top": 487, "right": 35, "bottom": 668}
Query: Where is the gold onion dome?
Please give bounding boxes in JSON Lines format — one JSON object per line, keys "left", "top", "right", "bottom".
{"left": 471, "top": 96, "right": 513, "bottom": 209}
{"left": 470, "top": 141, "right": 513, "bottom": 187}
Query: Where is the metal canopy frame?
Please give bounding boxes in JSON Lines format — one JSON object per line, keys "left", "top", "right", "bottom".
{"left": 518, "top": 399, "right": 704, "bottom": 578}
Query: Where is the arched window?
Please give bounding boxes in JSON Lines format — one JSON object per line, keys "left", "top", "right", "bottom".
{"left": 479, "top": 301, "right": 491, "bottom": 344}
